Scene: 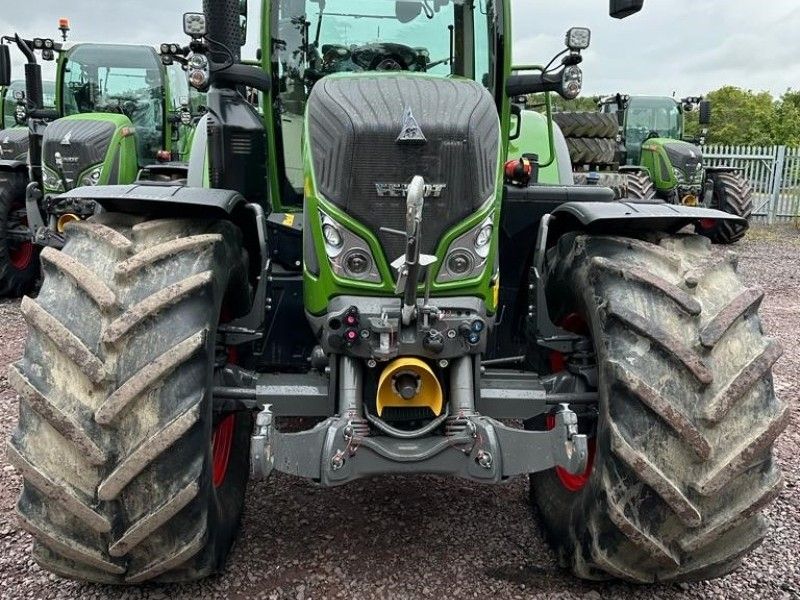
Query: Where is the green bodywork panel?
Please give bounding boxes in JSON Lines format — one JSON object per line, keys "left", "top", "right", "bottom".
{"left": 508, "top": 109, "right": 562, "bottom": 185}
{"left": 640, "top": 137, "right": 679, "bottom": 191}
{"left": 43, "top": 113, "right": 138, "bottom": 194}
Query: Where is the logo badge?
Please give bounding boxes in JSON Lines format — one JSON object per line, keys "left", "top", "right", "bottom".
{"left": 396, "top": 106, "right": 426, "bottom": 145}
{"left": 61, "top": 131, "right": 73, "bottom": 146}
{"left": 375, "top": 182, "right": 447, "bottom": 198}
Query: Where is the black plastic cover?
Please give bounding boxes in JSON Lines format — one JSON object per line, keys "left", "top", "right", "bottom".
{"left": 307, "top": 75, "right": 500, "bottom": 264}
{"left": 42, "top": 119, "right": 117, "bottom": 190}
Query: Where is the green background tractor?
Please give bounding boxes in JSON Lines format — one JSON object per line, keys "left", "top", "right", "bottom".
{"left": 600, "top": 94, "right": 754, "bottom": 244}
{"left": 5, "top": 0, "right": 786, "bottom": 587}
{"left": 0, "top": 35, "right": 199, "bottom": 298}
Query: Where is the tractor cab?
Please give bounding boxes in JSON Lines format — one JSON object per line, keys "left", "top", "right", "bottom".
{"left": 42, "top": 44, "right": 170, "bottom": 196}
{"left": 601, "top": 94, "right": 713, "bottom": 204}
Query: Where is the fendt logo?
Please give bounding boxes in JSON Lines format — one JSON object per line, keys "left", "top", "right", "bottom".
{"left": 375, "top": 183, "right": 447, "bottom": 198}
{"left": 61, "top": 131, "right": 73, "bottom": 146}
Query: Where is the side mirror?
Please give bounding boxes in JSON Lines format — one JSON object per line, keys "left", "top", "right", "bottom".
{"left": 610, "top": 0, "right": 644, "bottom": 19}
{"left": 396, "top": 1, "right": 423, "bottom": 23}
{"left": 0, "top": 46, "right": 11, "bottom": 88}
{"left": 699, "top": 100, "right": 711, "bottom": 126}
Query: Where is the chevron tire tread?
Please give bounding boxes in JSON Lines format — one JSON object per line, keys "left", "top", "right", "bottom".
{"left": 623, "top": 171, "right": 658, "bottom": 201}
{"left": 8, "top": 213, "right": 251, "bottom": 583}
{"left": 566, "top": 138, "right": 617, "bottom": 167}
{"left": 530, "top": 232, "right": 785, "bottom": 583}
{"left": 697, "top": 172, "right": 754, "bottom": 245}
{"left": 553, "top": 112, "right": 619, "bottom": 139}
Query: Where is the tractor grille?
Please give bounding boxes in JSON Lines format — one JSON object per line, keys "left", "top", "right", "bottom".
{"left": 43, "top": 119, "right": 117, "bottom": 191}
{"left": 307, "top": 76, "right": 499, "bottom": 265}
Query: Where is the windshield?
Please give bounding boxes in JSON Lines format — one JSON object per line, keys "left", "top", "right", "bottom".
{"left": 625, "top": 98, "right": 681, "bottom": 145}
{"left": 61, "top": 44, "right": 165, "bottom": 164}
{"left": 271, "top": 0, "right": 495, "bottom": 198}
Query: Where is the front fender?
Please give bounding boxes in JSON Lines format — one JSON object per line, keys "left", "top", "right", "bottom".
{"left": 548, "top": 201, "right": 747, "bottom": 240}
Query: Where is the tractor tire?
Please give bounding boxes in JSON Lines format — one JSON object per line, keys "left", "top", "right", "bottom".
{"left": 530, "top": 232, "right": 786, "bottom": 583}
{"left": 573, "top": 172, "right": 628, "bottom": 199}
{"left": 0, "top": 172, "right": 39, "bottom": 298}
{"left": 553, "top": 112, "right": 618, "bottom": 139}
{"left": 566, "top": 138, "right": 616, "bottom": 167}
{"left": 697, "top": 172, "right": 753, "bottom": 245}
{"left": 623, "top": 170, "right": 657, "bottom": 201}
{"left": 7, "top": 214, "right": 252, "bottom": 584}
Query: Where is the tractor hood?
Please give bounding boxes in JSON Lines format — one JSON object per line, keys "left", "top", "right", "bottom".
{"left": 663, "top": 140, "right": 704, "bottom": 179}
{"left": 306, "top": 74, "right": 500, "bottom": 266}
{"left": 0, "top": 128, "right": 29, "bottom": 162}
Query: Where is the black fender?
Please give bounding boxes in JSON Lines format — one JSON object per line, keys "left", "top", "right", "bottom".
{"left": 55, "top": 184, "right": 246, "bottom": 217}
{"left": 546, "top": 200, "right": 747, "bottom": 244}
{"left": 53, "top": 184, "right": 266, "bottom": 301}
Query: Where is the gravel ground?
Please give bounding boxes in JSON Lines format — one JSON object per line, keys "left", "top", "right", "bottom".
{"left": 0, "top": 226, "right": 798, "bottom": 600}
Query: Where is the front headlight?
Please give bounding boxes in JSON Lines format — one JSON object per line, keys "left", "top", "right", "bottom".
{"left": 81, "top": 165, "right": 103, "bottom": 187}
{"left": 673, "top": 167, "right": 686, "bottom": 184}
{"left": 438, "top": 214, "right": 494, "bottom": 283}
{"left": 319, "top": 212, "right": 381, "bottom": 283}
{"left": 42, "top": 165, "right": 64, "bottom": 193}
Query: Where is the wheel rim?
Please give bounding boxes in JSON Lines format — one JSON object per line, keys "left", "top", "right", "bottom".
{"left": 547, "top": 312, "right": 596, "bottom": 493}
{"left": 546, "top": 413, "right": 596, "bottom": 492}
{"left": 7, "top": 204, "right": 33, "bottom": 270}
{"left": 9, "top": 240, "right": 34, "bottom": 269}
{"left": 698, "top": 218, "right": 717, "bottom": 231}
{"left": 212, "top": 414, "right": 236, "bottom": 488}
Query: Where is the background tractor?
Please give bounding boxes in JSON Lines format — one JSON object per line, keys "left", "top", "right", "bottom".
{"left": 599, "top": 93, "right": 754, "bottom": 244}
{"left": 0, "top": 32, "right": 200, "bottom": 298}
{"left": 4, "top": 0, "right": 786, "bottom": 587}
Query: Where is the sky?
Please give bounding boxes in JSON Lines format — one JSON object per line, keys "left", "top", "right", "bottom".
{"left": 1, "top": 0, "right": 798, "bottom": 98}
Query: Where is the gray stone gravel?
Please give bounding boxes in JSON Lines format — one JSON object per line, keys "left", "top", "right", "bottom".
{"left": 0, "top": 226, "right": 798, "bottom": 599}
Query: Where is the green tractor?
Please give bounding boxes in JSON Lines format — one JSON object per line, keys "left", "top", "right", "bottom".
{"left": 600, "top": 94, "right": 754, "bottom": 244}
{"left": 5, "top": 0, "right": 786, "bottom": 586}
{"left": 0, "top": 34, "right": 198, "bottom": 297}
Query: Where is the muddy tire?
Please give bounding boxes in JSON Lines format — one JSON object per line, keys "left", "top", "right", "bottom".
{"left": 697, "top": 172, "right": 753, "bottom": 245}
{"left": 7, "top": 214, "right": 252, "bottom": 583}
{"left": 0, "top": 172, "right": 39, "bottom": 298}
{"left": 623, "top": 170, "right": 657, "bottom": 201}
{"left": 553, "top": 112, "right": 618, "bottom": 139}
{"left": 531, "top": 232, "right": 786, "bottom": 582}
{"left": 566, "top": 138, "right": 616, "bottom": 166}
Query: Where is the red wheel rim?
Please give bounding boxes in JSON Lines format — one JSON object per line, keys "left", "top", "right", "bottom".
{"left": 547, "top": 312, "right": 595, "bottom": 492}
{"left": 7, "top": 205, "right": 33, "bottom": 270}
{"left": 9, "top": 240, "right": 34, "bottom": 269}
{"left": 547, "top": 413, "right": 596, "bottom": 492}
{"left": 212, "top": 414, "right": 236, "bottom": 488}
{"left": 698, "top": 218, "right": 717, "bottom": 231}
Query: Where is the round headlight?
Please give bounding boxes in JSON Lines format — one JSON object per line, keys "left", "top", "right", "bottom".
{"left": 180, "top": 111, "right": 193, "bottom": 126}
{"left": 188, "top": 69, "right": 208, "bottom": 90}
{"left": 322, "top": 223, "right": 343, "bottom": 249}
{"left": 561, "top": 65, "right": 583, "bottom": 100}
{"left": 447, "top": 251, "right": 474, "bottom": 276}
{"left": 345, "top": 250, "right": 371, "bottom": 276}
